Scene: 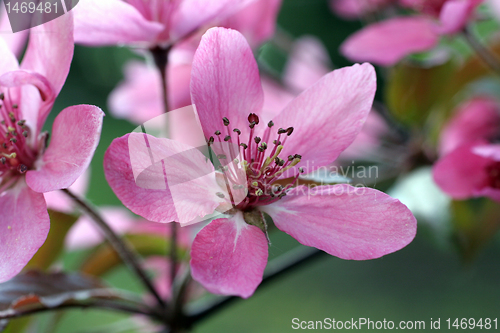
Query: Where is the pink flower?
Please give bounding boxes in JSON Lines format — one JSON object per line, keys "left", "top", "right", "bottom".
{"left": 433, "top": 97, "right": 500, "bottom": 201}
{"left": 73, "top": 0, "right": 266, "bottom": 47}
{"left": 341, "top": 0, "right": 483, "bottom": 66}
{"left": 330, "top": 0, "right": 395, "bottom": 19}
{"left": 438, "top": 97, "right": 500, "bottom": 156}
{"left": 108, "top": 0, "right": 282, "bottom": 125}
{"left": 0, "top": 14, "right": 104, "bottom": 283}
{"left": 104, "top": 28, "right": 417, "bottom": 298}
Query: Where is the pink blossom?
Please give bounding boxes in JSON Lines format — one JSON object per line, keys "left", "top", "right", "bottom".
{"left": 438, "top": 97, "right": 500, "bottom": 156}
{"left": 433, "top": 142, "right": 500, "bottom": 201}
{"left": 73, "top": 0, "right": 269, "bottom": 47}
{"left": 341, "top": 0, "right": 483, "bottom": 66}
{"left": 433, "top": 97, "right": 500, "bottom": 201}
{"left": 108, "top": 0, "right": 281, "bottom": 125}
{"left": 104, "top": 28, "right": 416, "bottom": 298}
{"left": 0, "top": 14, "right": 104, "bottom": 283}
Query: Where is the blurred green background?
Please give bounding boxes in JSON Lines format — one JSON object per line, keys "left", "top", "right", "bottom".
{"left": 33, "top": 0, "right": 500, "bottom": 331}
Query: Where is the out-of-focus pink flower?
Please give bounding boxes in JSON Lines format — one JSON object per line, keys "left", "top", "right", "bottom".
{"left": 0, "top": 14, "right": 104, "bottom": 283}
{"left": 104, "top": 28, "right": 417, "bottom": 298}
{"left": 108, "top": 0, "right": 281, "bottom": 127}
{"left": 433, "top": 96, "right": 500, "bottom": 201}
{"left": 331, "top": 0, "right": 395, "bottom": 19}
{"left": 73, "top": 0, "right": 272, "bottom": 48}
{"left": 433, "top": 142, "right": 500, "bottom": 201}
{"left": 341, "top": 0, "right": 483, "bottom": 65}
{"left": 439, "top": 97, "right": 500, "bottom": 156}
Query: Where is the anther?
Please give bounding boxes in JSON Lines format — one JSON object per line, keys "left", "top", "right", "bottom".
{"left": 214, "top": 130, "right": 221, "bottom": 136}
{"left": 288, "top": 155, "right": 294, "bottom": 161}
{"left": 208, "top": 136, "right": 215, "bottom": 146}
{"left": 22, "top": 131, "right": 28, "bottom": 137}
{"left": 233, "top": 128, "right": 241, "bottom": 135}
{"left": 0, "top": 93, "right": 4, "bottom": 100}
{"left": 224, "top": 135, "right": 231, "bottom": 142}
{"left": 254, "top": 137, "right": 261, "bottom": 144}
{"left": 240, "top": 143, "right": 248, "bottom": 149}
{"left": 248, "top": 113, "right": 259, "bottom": 125}
{"left": 12, "top": 104, "right": 18, "bottom": 109}
{"left": 17, "top": 164, "right": 27, "bottom": 174}
{"left": 0, "top": 157, "right": 5, "bottom": 164}
{"left": 278, "top": 128, "right": 287, "bottom": 134}
{"left": 255, "top": 189, "right": 264, "bottom": 196}
{"left": 223, "top": 117, "right": 230, "bottom": 126}
{"left": 216, "top": 192, "right": 225, "bottom": 198}
{"left": 17, "top": 120, "right": 25, "bottom": 126}
{"left": 286, "top": 127, "right": 294, "bottom": 136}
{"left": 299, "top": 167, "right": 304, "bottom": 173}
{"left": 273, "top": 140, "right": 281, "bottom": 145}
{"left": 10, "top": 138, "right": 17, "bottom": 143}
{"left": 268, "top": 120, "right": 274, "bottom": 128}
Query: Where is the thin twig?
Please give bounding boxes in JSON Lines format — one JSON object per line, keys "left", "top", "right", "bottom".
{"left": 62, "top": 189, "right": 166, "bottom": 310}
{"left": 150, "top": 45, "right": 179, "bottom": 293}
{"left": 0, "top": 299, "right": 156, "bottom": 321}
{"left": 463, "top": 27, "right": 500, "bottom": 77}
{"left": 187, "top": 246, "right": 324, "bottom": 325}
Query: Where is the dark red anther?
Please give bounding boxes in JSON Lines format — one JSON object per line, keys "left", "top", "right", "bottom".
{"left": 254, "top": 137, "right": 261, "bottom": 144}
{"left": 278, "top": 128, "right": 287, "bottom": 134}
{"left": 248, "top": 113, "right": 259, "bottom": 125}
{"left": 17, "top": 164, "right": 28, "bottom": 174}
{"left": 233, "top": 128, "right": 241, "bottom": 135}
{"left": 286, "top": 127, "right": 294, "bottom": 136}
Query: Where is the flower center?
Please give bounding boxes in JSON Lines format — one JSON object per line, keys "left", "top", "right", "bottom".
{"left": 209, "top": 113, "right": 303, "bottom": 211}
{"left": 0, "top": 90, "right": 35, "bottom": 179}
{"left": 486, "top": 161, "right": 500, "bottom": 189}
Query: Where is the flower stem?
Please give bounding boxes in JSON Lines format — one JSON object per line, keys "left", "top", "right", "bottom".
{"left": 62, "top": 189, "right": 167, "bottom": 310}
{"left": 150, "top": 45, "right": 180, "bottom": 291}
{"left": 463, "top": 27, "right": 500, "bottom": 77}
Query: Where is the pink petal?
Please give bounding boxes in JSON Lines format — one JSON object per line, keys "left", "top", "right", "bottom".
{"left": 439, "top": 97, "right": 500, "bottom": 156}
{"left": 26, "top": 105, "right": 104, "bottom": 193}
{"left": 340, "top": 16, "right": 439, "bottom": 66}
{"left": 475, "top": 187, "right": 500, "bottom": 202}
{"left": 21, "top": 12, "right": 74, "bottom": 97}
{"left": 0, "top": 38, "right": 19, "bottom": 75}
{"left": 0, "top": 179, "right": 49, "bottom": 283}
{"left": 261, "top": 77, "right": 295, "bottom": 119}
{"left": 433, "top": 142, "right": 491, "bottom": 199}
{"left": 108, "top": 59, "right": 192, "bottom": 124}
{"left": 190, "top": 213, "right": 268, "bottom": 298}
{"left": 44, "top": 169, "right": 90, "bottom": 213}
{"left": 261, "top": 184, "right": 417, "bottom": 260}
{"left": 73, "top": 0, "right": 164, "bottom": 46}
{"left": 0, "top": 70, "right": 55, "bottom": 134}
{"left": 221, "top": 0, "right": 282, "bottom": 47}
{"left": 273, "top": 63, "right": 376, "bottom": 172}
{"left": 191, "top": 27, "right": 264, "bottom": 140}
{"left": 472, "top": 144, "right": 500, "bottom": 161}
{"left": 437, "top": 0, "right": 482, "bottom": 35}
{"left": 169, "top": 0, "right": 257, "bottom": 42}
{"left": 0, "top": 7, "right": 28, "bottom": 58}
{"left": 104, "top": 134, "right": 222, "bottom": 225}
{"left": 283, "top": 36, "right": 331, "bottom": 93}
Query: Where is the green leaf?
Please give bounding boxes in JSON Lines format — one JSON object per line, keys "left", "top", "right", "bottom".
{"left": 451, "top": 198, "right": 500, "bottom": 262}
{"left": 27, "top": 210, "right": 79, "bottom": 271}
{"left": 80, "top": 233, "right": 187, "bottom": 277}
{"left": 385, "top": 59, "right": 457, "bottom": 127}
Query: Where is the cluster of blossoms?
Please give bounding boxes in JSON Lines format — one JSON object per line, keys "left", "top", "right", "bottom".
{"left": 0, "top": 0, "right": 425, "bottom": 316}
